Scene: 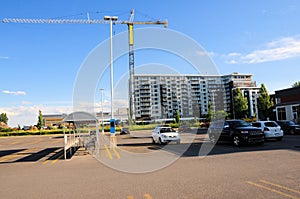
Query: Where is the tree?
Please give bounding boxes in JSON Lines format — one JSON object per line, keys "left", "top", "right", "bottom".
{"left": 257, "top": 84, "right": 274, "bottom": 120}
{"left": 233, "top": 88, "right": 248, "bottom": 119}
{"left": 215, "top": 110, "right": 228, "bottom": 120}
{"left": 292, "top": 81, "right": 300, "bottom": 88}
{"left": 0, "top": 113, "right": 8, "bottom": 125}
{"left": 174, "top": 110, "right": 180, "bottom": 124}
{"left": 36, "top": 110, "right": 44, "bottom": 130}
{"left": 206, "top": 102, "right": 213, "bottom": 121}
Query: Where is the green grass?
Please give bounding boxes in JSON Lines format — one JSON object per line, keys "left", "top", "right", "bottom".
{"left": 0, "top": 122, "right": 205, "bottom": 137}
{"left": 0, "top": 129, "right": 65, "bottom": 137}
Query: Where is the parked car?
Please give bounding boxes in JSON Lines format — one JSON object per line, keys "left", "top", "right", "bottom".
{"left": 251, "top": 121, "right": 283, "bottom": 141}
{"left": 120, "top": 127, "right": 130, "bottom": 135}
{"left": 152, "top": 126, "right": 180, "bottom": 144}
{"left": 276, "top": 120, "right": 300, "bottom": 135}
{"left": 209, "top": 120, "right": 264, "bottom": 146}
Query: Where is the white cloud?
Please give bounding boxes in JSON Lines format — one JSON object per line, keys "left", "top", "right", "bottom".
{"left": 1, "top": 99, "right": 127, "bottom": 127}
{"left": 223, "top": 36, "right": 300, "bottom": 64}
{"left": 196, "top": 50, "right": 215, "bottom": 57}
{"left": 2, "top": 90, "right": 26, "bottom": 95}
{"left": 227, "top": 52, "right": 242, "bottom": 57}
{"left": 0, "top": 105, "right": 73, "bottom": 127}
{"left": 22, "top": 101, "right": 32, "bottom": 105}
{"left": 0, "top": 56, "right": 9, "bottom": 59}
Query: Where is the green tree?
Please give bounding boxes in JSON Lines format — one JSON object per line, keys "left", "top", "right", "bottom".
{"left": 233, "top": 88, "right": 248, "bottom": 119}
{"left": 257, "top": 84, "right": 274, "bottom": 120}
{"left": 0, "top": 113, "right": 8, "bottom": 125}
{"left": 292, "top": 81, "right": 300, "bottom": 88}
{"left": 206, "top": 102, "right": 213, "bottom": 121}
{"left": 174, "top": 110, "right": 180, "bottom": 124}
{"left": 215, "top": 110, "right": 228, "bottom": 120}
{"left": 36, "top": 110, "right": 44, "bottom": 130}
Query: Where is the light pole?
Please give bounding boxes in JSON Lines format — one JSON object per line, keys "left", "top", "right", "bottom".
{"left": 104, "top": 15, "right": 118, "bottom": 119}
{"left": 100, "top": 88, "right": 104, "bottom": 134}
{"left": 104, "top": 16, "right": 118, "bottom": 147}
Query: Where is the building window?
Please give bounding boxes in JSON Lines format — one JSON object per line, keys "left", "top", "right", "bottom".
{"left": 292, "top": 105, "right": 300, "bottom": 120}
{"left": 277, "top": 107, "right": 286, "bottom": 120}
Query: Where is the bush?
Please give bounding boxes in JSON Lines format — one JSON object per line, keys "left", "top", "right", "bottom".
{"left": 0, "top": 127, "right": 14, "bottom": 132}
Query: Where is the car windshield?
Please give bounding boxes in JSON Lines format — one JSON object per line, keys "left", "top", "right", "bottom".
{"left": 160, "top": 128, "right": 175, "bottom": 133}
{"left": 288, "top": 121, "right": 296, "bottom": 125}
{"left": 228, "top": 120, "right": 251, "bottom": 128}
{"left": 265, "top": 122, "right": 278, "bottom": 127}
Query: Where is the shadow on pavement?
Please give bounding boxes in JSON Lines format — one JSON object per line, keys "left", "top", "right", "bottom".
{"left": 0, "top": 146, "right": 80, "bottom": 164}
{"left": 158, "top": 135, "right": 300, "bottom": 157}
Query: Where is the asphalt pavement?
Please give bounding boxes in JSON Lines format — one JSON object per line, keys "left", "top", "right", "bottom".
{"left": 0, "top": 132, "right": 300, "bottom": 198}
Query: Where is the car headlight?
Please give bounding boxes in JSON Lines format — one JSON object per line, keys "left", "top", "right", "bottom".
{"left": 163, "top": 135, "right": 168, "bottom": 138}
{"left": 241, "top": 131, "right": 248, "bottom": 134}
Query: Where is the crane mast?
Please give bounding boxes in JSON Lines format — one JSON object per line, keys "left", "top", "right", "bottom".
{"left": 2, "top": 11, "right": 168, "bottom": 123}
{"left": 121, "top": 10, "right": 167, "bottom": 122}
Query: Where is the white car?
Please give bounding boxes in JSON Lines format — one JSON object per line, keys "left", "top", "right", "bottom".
{"left": 252, "top": 121, "right": 283, "bottom": 141}
{"left": 152, "top": 126, "right": 180, "bottom": 144}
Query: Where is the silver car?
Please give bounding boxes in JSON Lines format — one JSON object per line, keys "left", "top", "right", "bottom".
{"left": 152, "top": 126, "right": 180, "bottom": 144}
{"left": 252, "top": 121, "right": 283, "bottom": 141}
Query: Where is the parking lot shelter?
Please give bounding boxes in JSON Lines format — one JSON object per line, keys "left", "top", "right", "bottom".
{"left": 62, "top": 112, "right": 99, "bottom": 160}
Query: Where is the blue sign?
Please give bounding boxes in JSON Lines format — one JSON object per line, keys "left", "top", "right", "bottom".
{"left": 110, "top": 119, "right": 116, "bottom": 134}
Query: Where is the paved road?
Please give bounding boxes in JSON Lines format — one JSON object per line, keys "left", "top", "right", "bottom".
{"left": 0, "top": 132, "right": 300, "bottom": 198}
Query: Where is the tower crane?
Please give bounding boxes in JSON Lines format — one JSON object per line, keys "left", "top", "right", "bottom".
{"left": 121, "top": 10, "right": 168, "bottom": 122}
{"left": 2, "top": 10, "right": 168, "bottom": 122}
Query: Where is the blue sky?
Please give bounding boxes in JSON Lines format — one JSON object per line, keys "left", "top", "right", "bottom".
{"left": 1, "top": 0, "right": 300, "bottom": 127}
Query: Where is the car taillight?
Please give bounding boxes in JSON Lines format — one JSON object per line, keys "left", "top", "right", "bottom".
{"left": 264, "top": 127, "right": 270, "bottom": 131}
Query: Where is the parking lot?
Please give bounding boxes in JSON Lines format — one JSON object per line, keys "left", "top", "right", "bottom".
{"left": 0, "top": 130, "right": 300, "bottom": 198}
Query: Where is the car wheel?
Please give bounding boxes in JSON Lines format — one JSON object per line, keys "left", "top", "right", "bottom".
{"left": 152, "top": 137, "right": 155, "bottom": 144}
{"left": 232, "top": 135, "right": 241, "bottom": 147}
{"left": 158, "top": 138, "right": 162, "bottom": 145}
{"left": 276, "top": 137, "right": 283, "bottom": 141}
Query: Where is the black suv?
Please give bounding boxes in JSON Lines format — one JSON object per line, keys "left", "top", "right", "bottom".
{"left": 276, "top": 120, "right": 300, "bottom": 135}
{"left": 209, "top": 120, "right": 264, "bottom": 146}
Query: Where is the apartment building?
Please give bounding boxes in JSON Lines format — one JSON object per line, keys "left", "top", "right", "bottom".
{"left": 133, "top": 72, "right": 259, "bottom": 120}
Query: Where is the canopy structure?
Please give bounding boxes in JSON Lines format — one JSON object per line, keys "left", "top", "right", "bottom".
{"left": 62, "top": 111, "right": 98, "bottom": 125}
{"left": 62, "top": 112, "right": 99, "bottom": 159}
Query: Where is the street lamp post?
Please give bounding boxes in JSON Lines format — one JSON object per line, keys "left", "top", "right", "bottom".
{"left": 104, "top": 16, "right": 118, "bottom": 148}
{"left": 104, "top": 15, "right": 118, "bottom": 120}
{"left": 100, "top": 88, "right": 104, "bottom": 134}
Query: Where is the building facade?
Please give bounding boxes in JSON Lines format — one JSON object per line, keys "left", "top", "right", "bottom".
{"left": 43, "top": 114, "right": 67, "bottom": 127}
{"left": 133, "top": 72, "right": 259, "bottom": 120}
{"left": 275, "top": 87, "right": 300, "bottom": 122}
